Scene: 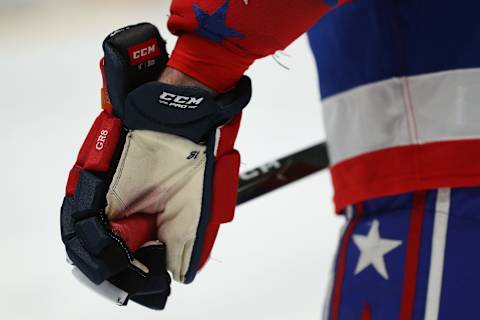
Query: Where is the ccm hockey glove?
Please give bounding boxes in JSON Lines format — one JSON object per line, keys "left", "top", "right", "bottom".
{"left": 60, "top": 22, "right": 251, "bottom": 309}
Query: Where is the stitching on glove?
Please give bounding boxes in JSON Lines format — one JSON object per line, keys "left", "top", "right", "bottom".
{"left": 108, "top": 132, "right": 133, "bottom": 213}
{"left": 177, "top": 237, "right": 196, "bottom": 281}
{"left": 107, "top": 232, "right": 134, "bottom": 261}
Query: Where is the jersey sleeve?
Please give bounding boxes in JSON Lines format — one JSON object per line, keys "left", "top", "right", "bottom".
{"left": 166, "top": 0, "right": 350, "bottom": 92}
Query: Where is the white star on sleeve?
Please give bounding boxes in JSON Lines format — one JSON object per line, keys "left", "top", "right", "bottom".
{"left": 352, "top": 219, "right": 402, "bottom": 280}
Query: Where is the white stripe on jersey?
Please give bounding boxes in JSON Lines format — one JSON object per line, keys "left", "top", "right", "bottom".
{"left": 424, "top": 188, "right": 451, "bottom": 320}
{"left": 323, "top": 68, "right": 480, "bottom": 164}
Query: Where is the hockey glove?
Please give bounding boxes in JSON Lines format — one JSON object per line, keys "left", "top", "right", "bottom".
{"left": 60, "top": 22, "right": 251, "bottom": 309}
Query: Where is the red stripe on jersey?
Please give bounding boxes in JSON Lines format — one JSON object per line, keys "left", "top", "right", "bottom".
{"left": 331, "top": 139, "right": 480, "bottom": 212}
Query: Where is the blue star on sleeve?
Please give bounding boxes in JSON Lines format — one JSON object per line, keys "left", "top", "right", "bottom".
{"left": 193, "top": 0, "right": 245, "bottom": 43}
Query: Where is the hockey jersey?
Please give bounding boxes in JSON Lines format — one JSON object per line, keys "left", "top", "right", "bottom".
{"left": 167, "top": 0, "right": 480, "bottom": 212}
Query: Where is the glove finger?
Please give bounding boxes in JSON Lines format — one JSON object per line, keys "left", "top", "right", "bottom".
{"left": 134, "top": 242, "right": 171, "bottom": 294}
{"left": 130, "top": 292, "right": 169, "bottom": 310}
{"left": 62, "top": 170, "right": 132, "bottom": 284}
{"left": 109, "top": 214, "right": 158, "bottom": 252}
{"left": 157, "top": 163, "right": 205, "bottom": 283}
{"left": 64, "top": 225, "right": 130, "bottom": 285}
{"left": 109, "top": 242, "right": 171, "bottom": 310}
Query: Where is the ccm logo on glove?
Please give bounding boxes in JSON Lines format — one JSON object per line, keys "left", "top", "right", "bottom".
{"left": 128, "top": 38, "right": 160, "bottom": 65}
{"left": 158, "top": 92, "right": 204, "bottom": 109}
{"left": 95, "top": 129, "right": 109, "bottom": 151}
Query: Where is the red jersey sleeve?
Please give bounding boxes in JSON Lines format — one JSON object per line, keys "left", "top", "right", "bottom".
{"left": 167, "top": 0, "right": 349, "bottom": 92}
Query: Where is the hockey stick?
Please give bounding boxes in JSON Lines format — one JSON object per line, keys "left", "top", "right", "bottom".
{"left": 110, "top": 142, "right": 330, "bottom": 249}
{"left": 237, "top": 142, "right": 329, "bottom": 204}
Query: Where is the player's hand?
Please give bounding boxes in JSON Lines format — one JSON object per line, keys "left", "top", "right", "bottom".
{"left": 60, "top": 22, "right": 251, "bottom": 309}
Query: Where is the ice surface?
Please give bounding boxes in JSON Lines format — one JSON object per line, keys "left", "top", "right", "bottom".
{"left": 0, "top": 1, "right": 343, "bottom": 319}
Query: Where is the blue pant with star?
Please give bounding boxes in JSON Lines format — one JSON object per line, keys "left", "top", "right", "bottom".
{"left": 323, "top": 187, "right": 480, "bottom": 320}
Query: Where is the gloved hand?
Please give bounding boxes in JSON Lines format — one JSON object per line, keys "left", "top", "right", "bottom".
{"left": 60, "top": 22, "right": 251, "bottom": 309}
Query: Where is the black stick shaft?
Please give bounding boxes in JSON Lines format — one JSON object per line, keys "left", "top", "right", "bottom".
{"left": 237, "top": 142, "right": 329, "bottom": 205}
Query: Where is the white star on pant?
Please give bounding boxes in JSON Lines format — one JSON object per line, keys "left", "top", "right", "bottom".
{"left": 352, "top": 219, "right": 402, "bottom": 280}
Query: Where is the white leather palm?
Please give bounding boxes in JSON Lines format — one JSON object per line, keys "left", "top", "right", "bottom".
{"left": 105, "top": 130, "right": 207, "bottom": 282}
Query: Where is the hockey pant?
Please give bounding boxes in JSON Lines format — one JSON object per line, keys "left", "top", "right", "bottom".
{"left": 324, "top": 187, "right": 480, "bottom": 320}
